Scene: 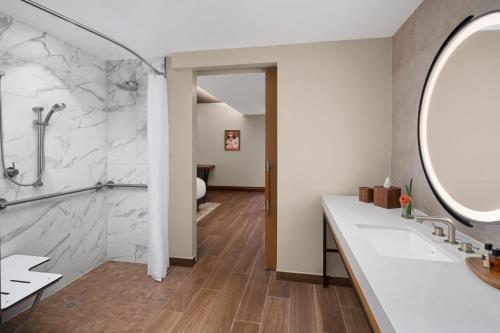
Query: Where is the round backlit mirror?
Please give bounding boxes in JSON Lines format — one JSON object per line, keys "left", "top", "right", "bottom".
{"left": 419, "top": 11, "right": 500, "bottom": 225}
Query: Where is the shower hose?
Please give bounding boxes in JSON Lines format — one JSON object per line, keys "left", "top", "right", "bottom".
{"left": 0, "top": 74, "right": 47, "bottom": 186}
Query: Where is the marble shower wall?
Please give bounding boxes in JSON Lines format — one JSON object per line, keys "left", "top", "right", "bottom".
{"left": 392, "top": 0, "right": 500, "bottom": 244}
{"left": 105, "top": 58, "right": 162, "bottom": 263}
{"left": 0, "top": 9, "right": 108, "bottom": 309}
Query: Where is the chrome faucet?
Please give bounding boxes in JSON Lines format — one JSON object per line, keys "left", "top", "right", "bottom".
{"left": 415, "top": 216, "right": 458, "bottom": 244}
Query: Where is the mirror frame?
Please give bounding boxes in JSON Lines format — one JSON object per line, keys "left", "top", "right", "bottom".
{"left": 418, "top": 11, "right": 500, "bottom": 226}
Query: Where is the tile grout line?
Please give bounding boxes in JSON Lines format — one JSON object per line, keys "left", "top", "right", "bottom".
{"left": 266, "top": 295, "right": 288, "bottom": 300}
{"left": 237, "top": 319, "right": 261, "bottom": 325}
{"left": 2, "top": 193, "right": 277, "bottom": 332}
{"left": 231, "top": 195, "right": 267, "bottom": 331}
{"left": 258, "top": 270, "right": 273, "bottom": 333}
{"left": 200, "top": 287, "right": 225, "bottom": 292}
{"left": 229, "top": 211, "right": 261, "bottom": 332}
{"left": 200, "top": 203, "right": 252, "bottom": 331}
{"left": 334, "top": 286, "right": 350, "bottom": 333}
{"left": 173, "top": 260, "right": 217, "bottom": 316}
{"left": 215, "top": 193, "right": 262, "bottom": 332}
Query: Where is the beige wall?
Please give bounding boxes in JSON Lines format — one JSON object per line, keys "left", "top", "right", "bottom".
{"left": 196, "top": 103, "right": 265, "bottom": 187}
{"left": 168, "top": 38, "right": 392, "bottom": 276}
{"left": 167, "top": 60, "right": 197, "bottom": 260}
{"left": 392, "top": 0, "right": 500, "bottom": 244}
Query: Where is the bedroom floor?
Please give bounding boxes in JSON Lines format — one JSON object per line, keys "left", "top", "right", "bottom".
{"left": 2, "top": 191, "right": 371, "bottom": 333}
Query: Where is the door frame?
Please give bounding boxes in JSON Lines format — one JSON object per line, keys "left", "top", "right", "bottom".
{"left": 193, "top": 66, "right": 278, "bottom": 269}
{"left": 264, "top": 67, "right": 277, "bottom": 270}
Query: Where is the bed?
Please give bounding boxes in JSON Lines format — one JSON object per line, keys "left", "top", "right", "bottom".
{"left": 196, "top": 177, "right": 206, "bottom": 211}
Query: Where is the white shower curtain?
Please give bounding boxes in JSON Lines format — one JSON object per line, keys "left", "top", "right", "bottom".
{"left": 147, "top": 74, "right": 169, "bottom": 281}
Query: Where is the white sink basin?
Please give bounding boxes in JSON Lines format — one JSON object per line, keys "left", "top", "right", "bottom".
{"left": 357, "top": 224, "right": 456, "bottom": 262}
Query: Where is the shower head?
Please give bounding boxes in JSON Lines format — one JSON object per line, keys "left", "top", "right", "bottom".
{"left": 50, "top": 103, "right": 66, "bottom": 112}
{"left": 116, "top": 80, "right": 138, "bottom": 92}
{"left": 43, "top": 103, "right": 66, "bottom": 124}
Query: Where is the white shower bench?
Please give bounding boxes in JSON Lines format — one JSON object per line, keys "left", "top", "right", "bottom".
{"left": 1, "top": 255, "right": 62, "bottom": 332}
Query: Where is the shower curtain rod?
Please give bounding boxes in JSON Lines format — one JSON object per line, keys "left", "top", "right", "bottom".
{"left": 19, "top": 0, "right": 164, "bottom": 76}
{"left": 0, "top": 181, "right": 147, "bottom": 210}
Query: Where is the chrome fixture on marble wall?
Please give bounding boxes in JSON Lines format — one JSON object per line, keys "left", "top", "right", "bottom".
{"left": 116, "top": 80, "right": 139, "bottom": 92}
{"left": 0, "top": 6, "right": 160, "bottom": 317}
{"left": 0, "top": 10, "right": 109, "bottom": 313}
{"left": 0, "top": 181, "right": 147, "bottom": 210}
{"left": 0, "top": 73, "right": 66, "bottom": 187}
{"left": 34, "top": 103, "right": 67, "bottom": 126}
{"left": 32, "top": 103, "right": 66, "bottom": 186}
{"left": 0, "top": 72, "right": 66, "bottom": 187}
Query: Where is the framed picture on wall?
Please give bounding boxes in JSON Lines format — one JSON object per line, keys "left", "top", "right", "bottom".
{"left": 224, "top": 130, "right": 240, "bottom": 151}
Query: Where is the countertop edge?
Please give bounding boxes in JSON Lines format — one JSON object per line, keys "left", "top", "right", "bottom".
{"left": 321, "top": 196, "right": 396, "bottom": 333}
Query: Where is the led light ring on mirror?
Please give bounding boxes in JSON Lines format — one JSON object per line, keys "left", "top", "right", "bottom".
{"left": 419, "top": 11, "right": 500, "bottom": 225}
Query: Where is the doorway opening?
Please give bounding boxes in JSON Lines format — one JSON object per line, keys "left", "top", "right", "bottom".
{"left": 194, "top": 67, "right": 277, "bottom": 270}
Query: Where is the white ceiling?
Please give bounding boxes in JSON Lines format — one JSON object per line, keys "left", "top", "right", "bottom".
{"left": 1, "top": 0, "right": 422, "bottom": 60}
{"left": 198, "top": 73, "right": 265, "bottom": 115}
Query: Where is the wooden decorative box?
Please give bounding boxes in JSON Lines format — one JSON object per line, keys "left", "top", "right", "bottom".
{"left": 373, "top": 186, "right": 401, "bottom": 209}
{"left": 359, "top": 187, "right": 374, "bottom": 203}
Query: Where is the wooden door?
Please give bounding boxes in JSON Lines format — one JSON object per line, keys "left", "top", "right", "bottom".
{"left": 265, "top": 67, "right": 277, "bottom": 270}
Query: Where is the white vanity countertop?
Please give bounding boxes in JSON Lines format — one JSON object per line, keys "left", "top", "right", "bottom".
{"left": 321, "top": 195, "right": 500, "bottom": 333}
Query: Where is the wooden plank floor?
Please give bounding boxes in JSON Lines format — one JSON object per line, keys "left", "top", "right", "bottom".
{"left": 2, "top": 191, "right": 372, "bottom": 333}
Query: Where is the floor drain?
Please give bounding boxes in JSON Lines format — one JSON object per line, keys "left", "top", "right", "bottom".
{"left": 64, "top": 301, "right": 78, "bottom": 311}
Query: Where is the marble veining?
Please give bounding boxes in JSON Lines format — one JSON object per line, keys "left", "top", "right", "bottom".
{"left": 0, "top": 11, "right": 107, "bottom": 318}
{"left": 105, "top": 58, "right": 162, "bottom": 263}
{"left": 0, "top": 10, "right": 162, "bottom": 298}
{"left": 0, "top": 5, "right": 166, "bottom": 321}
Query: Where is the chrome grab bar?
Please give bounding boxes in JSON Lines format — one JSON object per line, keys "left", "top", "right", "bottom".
{"left": 0, "top": 181, "right": 147, "bottom": 210}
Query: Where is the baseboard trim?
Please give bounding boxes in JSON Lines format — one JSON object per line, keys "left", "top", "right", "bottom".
{"left": 169, "top": 257, "right": 197, "bottom": 267}
{"left": 276, "top": 271, "right": 351, "bottom": 287}
{"left": 207, "top": 185, "right": 265, "bottom": 192}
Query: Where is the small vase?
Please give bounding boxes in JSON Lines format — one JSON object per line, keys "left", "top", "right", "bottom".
{"left": 401, "top": 203, "right": 414, "bottom": 219}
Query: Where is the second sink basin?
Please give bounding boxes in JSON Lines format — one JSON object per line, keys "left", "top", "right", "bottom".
{"left": 357, "top": 224, "right": 456, "bottom": 262}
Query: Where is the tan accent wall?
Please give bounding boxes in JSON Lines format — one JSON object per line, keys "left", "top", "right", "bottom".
{"left": 168, "top": 38, "right": 392, "bottom": 276}
{"left": 167, "top": 59, "right": 197, "bottom": 260}
{"left": 392, "top": 0, "right": 500, "bottom": 244}
{"left": 196, "top": 103, "right": 265, "bottom": 187}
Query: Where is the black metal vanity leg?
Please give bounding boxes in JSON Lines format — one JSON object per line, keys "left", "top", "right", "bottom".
{"left": 323, "top": 214, "right": 328, "bottom": 288}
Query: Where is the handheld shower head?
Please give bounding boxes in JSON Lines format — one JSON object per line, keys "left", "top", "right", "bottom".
{"left": 43, "top": 103, "right": 66, "bottom": 124}
{"left": 51, "top": 103, "right": 66, "bottom": 112}
{"left": 117, "top": 80, "right": 138, "bottom": 92}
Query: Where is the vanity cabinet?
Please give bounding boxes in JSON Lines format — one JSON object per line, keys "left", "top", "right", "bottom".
{"left": 322, "top": 195, "right": 500, "bottom": 333}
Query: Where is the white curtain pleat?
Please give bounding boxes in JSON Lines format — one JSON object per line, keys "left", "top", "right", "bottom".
{"left": 147, "top": 74, "right": 169, "bottom": 281}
